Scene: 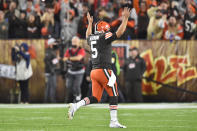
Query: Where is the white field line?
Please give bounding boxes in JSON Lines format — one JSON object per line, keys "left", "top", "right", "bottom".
{"left": 0, "top": 103, "right": 197, "bottom": 109}
{"left": 89, "top": 103, "right": 197, "bottom": 109}
{"left": 0, "top": 123, "right": 196, "bottom": 129}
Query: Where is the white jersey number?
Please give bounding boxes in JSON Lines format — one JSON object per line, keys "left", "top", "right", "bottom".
{"left": 90, "top": 41, "right": 98, "bottom": 58}
{"left": 185, "top": 20, "right": 195, "bottom": 33}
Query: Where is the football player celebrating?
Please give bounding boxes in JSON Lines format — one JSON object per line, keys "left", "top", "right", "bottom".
{"left": 68, "top": 7, "right": 131, "bottom": 128}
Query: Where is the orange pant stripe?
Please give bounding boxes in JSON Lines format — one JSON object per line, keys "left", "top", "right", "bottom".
{"left": 107, "top": 69, "right": 118, "bottom": 96}
{"left": 103, "top": 69, "right": 117, "bottom": 96}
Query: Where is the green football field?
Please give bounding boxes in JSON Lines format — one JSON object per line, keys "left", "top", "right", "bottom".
{"left": 0, "top": 103, "right": 197, "bottom": 131}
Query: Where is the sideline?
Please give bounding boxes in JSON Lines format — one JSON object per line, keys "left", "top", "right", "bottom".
{"left": 0, "top": 103, "right": 197, "bottom": 109}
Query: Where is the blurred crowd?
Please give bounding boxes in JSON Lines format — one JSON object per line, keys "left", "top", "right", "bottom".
{"left": 0, "top": 0, "right": 197, "bottom": 41}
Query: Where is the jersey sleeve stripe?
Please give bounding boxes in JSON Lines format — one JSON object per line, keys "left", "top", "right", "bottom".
{"left": 105, "top": 32, "right": 113, "bottom": 39}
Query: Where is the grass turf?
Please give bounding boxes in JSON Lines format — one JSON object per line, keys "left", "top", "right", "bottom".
{"left": 0, "top": 104, "right": 197, "bottom": 131}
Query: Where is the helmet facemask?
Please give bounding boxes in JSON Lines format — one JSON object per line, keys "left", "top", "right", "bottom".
{"left": 94, "top": 21, "right": 110, "bottom": 34}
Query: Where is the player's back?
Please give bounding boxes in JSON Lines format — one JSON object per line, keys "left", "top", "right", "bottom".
{"left": 87, "top": 31, "right": 117, "bottom": 69}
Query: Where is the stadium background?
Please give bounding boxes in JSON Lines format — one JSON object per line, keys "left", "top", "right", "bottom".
{"left": 0, "top": 39, "right": 197, "bottom": 103}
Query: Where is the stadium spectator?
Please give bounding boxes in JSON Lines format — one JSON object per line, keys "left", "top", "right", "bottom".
{"left": 137, "top": 1, "right": 149, "bottom": 39}
{"left": 111, "top": 5, "right": 136, "bottom": 40}
{"left": 60, "top": 9, "right": 80, "bottom": 44}
{"left": 0, "top": 0, "right": 196, "bottom": 40}
{"left": 105, "top": 2, "right": 115, "bottom": 19}
{"left": 183, "top": 4, "right": 197, "bottom": 40}
{"left": 18, "top": 0, "right": 27, "bottom": 11}
{"left": 123, "top": 47, "right": 146, "bottom": 102}
{"left": 176, "top": 0, "right": 196, "bottom": 15}
{"left": 77, "top": 3, "right": 89, "bottom": 39}
{"left": 0, "top": 10, "right": 8, "bottom": 39}
{"left": 14, "top": 10, "right": 27, "bottom": 38}
{"left": 133, "top": 0, "right": 158, "bottom": 14}
{"left": 169, "top": 0, "right": 180, "bottom": 19}
{"left": 26, "top": 0, "right": 35, "bottom": 16}
{"left": 129, "top": 3, "right": 138, "bottom": 31}
{"left": 41, "top": 12, "right": 55, "bottom": 38}
{"left": 95, "top": 7, "right": 110, "bottom": 22}
{"left": 19, "top": 0, "right": 45, "bottom": 15}
{"left": 163, "top": 15, "right": 184, "bottom": 40}
{"left": 1, "top": 0, "right": 195, "bottom": 40}
{"left": 5, "top": 1, "right": 20, "bottom": 38}
{"left": 12, "top": 43, "right": 33, "bottom": 104}
{"left": 147, "top": 1, "right": 168, "bottom": 40}
{"left": 0, "top": 0, "right": 9, "bottom": 10}
{"left": 87, "top": 0, "right": 95, "bottom": 16}
{"left": 95, "top": 0, "right": 110, "bottom": 8}
{"left": 63, "top": 36, "right": 86, "bottom": 103}
{"left": 117, "top": 0, "right": 138, "bottom": 29}
{"left": 60, "top": 0, "right": 69, "bottom": 25}
{"left": 0, "top": 1, "right": 4, "bottom": 10}
{"left": 44, "top": 38, "right": 59, "bottom": 103}
{"left": 44, "top": 0, "right": 54, "bottom": 5}
{"left": 34, "top": 0, "right": 45, "bottom": 13}
{"left": 53, "top": 0, "right": 61, "bottom": 38}
{"left": 69, "top": 0, "right": 83, "bottom": 17}
{"left": 4, "top": 1, "right": 19, "bottom": 18}
{"left": 60, "top": 0, "right": 79, "bottom": 27}
{"left": 27, "top": 13, "right": 41, "bottom": 38}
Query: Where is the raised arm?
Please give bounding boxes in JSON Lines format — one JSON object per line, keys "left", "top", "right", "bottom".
{"left": 116, "top": 7, "right": 131, "bottom": 38}
{"left": 86, "top": 12, "right": 93, "bottom": 39}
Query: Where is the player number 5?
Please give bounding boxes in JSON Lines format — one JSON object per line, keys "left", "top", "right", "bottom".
{"left": 91, "top": 41, "right": 98, "bottom": 58}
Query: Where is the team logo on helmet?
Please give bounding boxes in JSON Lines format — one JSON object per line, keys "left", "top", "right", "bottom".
{"left": 95, "top": 21, "right": 110, "bottom": 34}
